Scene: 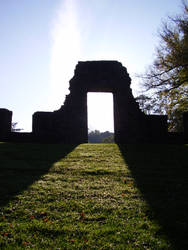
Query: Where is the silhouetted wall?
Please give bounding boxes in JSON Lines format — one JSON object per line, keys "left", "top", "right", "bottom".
{"left": 1, "top": 61, "right": 187, "bottom": 144}
{"left": 32, "top": 61, "right": 148, "bottom": 143}
{"left": 183, "top": 112, "right": 188, "bottom": 141}
{"left": 0, "top": 109, "right": 12, "bottom": 140}
{"left": 144, "top": 115, "right": 168, "bottom": 142}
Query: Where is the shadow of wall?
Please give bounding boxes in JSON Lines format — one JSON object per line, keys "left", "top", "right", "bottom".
{"left": 0, "top": 142, "right": 77, "bottom": 207}
{"left": 118, "top": 143, "right": 188, "bottom": 249}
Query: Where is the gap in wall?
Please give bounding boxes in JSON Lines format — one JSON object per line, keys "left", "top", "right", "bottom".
{"left": 87, "top": 92, "right": 114, "bottom": 133}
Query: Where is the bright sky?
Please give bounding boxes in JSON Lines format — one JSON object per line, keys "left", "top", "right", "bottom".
{"left": 0, "top": 0, "right": 182, "bottom": 132}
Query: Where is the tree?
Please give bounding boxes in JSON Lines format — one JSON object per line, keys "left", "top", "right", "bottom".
{"left": 102, "top": 135, "right": 114, "bottom": 143}
{"left": 88, "top": 130, "right": 114, "bottom": 143}
{"left": 11, "top": 122, "right": 23, "bottom": 132}
{"left": 135, "top": 94, "right": 163, "bottom": 115}
{"left": 88, "top": 130, "right": 101, "bottom": 143}
{"left": 139, "top": 1, "right": 188, "bottom": 131}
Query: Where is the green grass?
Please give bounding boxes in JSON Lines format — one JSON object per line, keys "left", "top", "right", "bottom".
{"left": 0, "top": 142, "right": 188, "bottom": 249}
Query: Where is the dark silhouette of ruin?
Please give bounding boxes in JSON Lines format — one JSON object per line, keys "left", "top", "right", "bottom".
{"left": 0, "top": 61, "right": 188, "bottom": 143}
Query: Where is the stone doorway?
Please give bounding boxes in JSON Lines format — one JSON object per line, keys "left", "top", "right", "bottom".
{"left": 0, "top": 61, "right": 170, "bottom": 143}
{"left": 32, "top": 61, "right": 168, "bottom": 144}
{"left": 49, "top": 60, "right": 145, "bottom": 143}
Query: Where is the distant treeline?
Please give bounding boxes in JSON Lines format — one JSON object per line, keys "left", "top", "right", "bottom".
{"left": 88, "top": 130, "right": 114, "bottom": 143}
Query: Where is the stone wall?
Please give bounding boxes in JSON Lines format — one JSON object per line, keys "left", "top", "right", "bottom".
{"left": 1, "top": 61, "right": 186, "bottom": 144}
{"left": 0, "top": 108, "right": 12, "bottom": 141}
{"left": 183, "top": 112, "right": 188, "bottom": 142}
{"left": 144, "top": 115, "right": 168, "bottom": 142}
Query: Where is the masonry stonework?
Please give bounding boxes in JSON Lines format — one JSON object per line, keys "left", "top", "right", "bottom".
{"left": 32, "top": 61, "right": 168, "bottom": 143}
{"left": 0, "top": 109, "right": 12, "bottom": 141}
{"left": 1, "top": 60, "right": 185, "bottom": 143}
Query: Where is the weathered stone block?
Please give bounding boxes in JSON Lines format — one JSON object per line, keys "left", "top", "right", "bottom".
{"left": 144, "top": 115, "right": 168, "bottom": 142}
{"left": 183, "top": 112, "right": 188, "bottom": 141}
{"left": 0, "top": 108, "right": 12, "bottom": 140}
{"left": 32, "top": 111, "right": 54, "bottom": 135}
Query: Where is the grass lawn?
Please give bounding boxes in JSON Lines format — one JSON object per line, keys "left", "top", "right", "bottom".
{"left": 0, "top": 142, "right": 188, "bottom": 249}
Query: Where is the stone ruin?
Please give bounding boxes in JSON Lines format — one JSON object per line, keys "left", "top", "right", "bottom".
{"left": 0, "top": 60, "right": 188, "bottom": 143}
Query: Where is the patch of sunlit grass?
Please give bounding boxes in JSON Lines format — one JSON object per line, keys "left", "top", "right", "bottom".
{"left": 0, "top": 143, "right": 187, "bottom": 248}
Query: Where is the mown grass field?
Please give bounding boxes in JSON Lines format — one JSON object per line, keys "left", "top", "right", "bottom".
{"left": 0, "top": 142, "right": 188, "bottom": 249}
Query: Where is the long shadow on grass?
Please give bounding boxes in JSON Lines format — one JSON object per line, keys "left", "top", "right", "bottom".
{"left": 0, "top": 142, "right": 77, "bottom": 207}
{"left": 118, "top": 144, "right": 188, "bottom": 249}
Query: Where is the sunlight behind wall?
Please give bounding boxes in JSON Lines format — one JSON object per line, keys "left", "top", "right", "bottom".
{"left": 87, "top": 93, "right": 114, "bottom": 132}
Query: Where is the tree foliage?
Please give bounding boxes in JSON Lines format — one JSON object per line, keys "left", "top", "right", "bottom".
{"left": 11, "top": 122, "right": 23, "bottom": 132}
{"left": 88, "top": 130, "right": 114, "bottom": 143}
{"left": 102, "top": 135, "right": 114, "bottom": 143}
{"left": 138, "top": 1, "right": 188, "bottom": 131}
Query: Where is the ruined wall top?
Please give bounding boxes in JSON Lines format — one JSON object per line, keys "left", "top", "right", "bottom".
{"left": 69, "top": 61, "right": 131, "bottom": 93}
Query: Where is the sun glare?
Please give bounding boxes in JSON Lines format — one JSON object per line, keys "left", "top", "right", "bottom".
{"left": 50, "top": 0, "right": 81, "bottom": 109}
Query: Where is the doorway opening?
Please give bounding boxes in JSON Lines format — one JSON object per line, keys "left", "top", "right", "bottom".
{"left": 87, "top": 92, "right": 114, "bottom": 143}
